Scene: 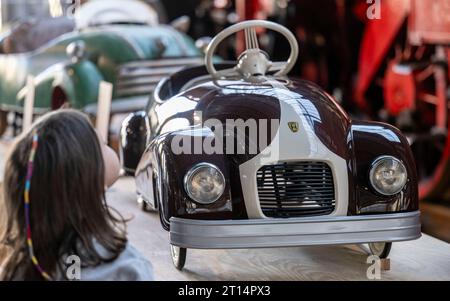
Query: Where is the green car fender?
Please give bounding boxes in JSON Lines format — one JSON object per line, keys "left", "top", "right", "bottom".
{"left": 63, "top": 60, "right": 104, "bottom": 109}
{"left": 29, "top": 60, "right": 104, "bottom": 111}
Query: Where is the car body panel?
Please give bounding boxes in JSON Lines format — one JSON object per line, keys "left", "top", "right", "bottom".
{"left": 128, "top": 67, "right": 418, "bottom": 229}
{"left": 0, "top": 24, "right": 201, "bottom": 113}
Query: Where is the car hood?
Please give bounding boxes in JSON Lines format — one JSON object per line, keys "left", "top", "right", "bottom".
{"left": 96, "top": 25, "right": 201, "bottom": 60}
{"left": 156, "top": 78, "right": 351, "bottom": 162}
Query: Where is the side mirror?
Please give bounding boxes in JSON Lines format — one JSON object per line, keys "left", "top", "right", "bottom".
{"left": 66, "top": 41, "right": 86, "bottom": 63}
{"left": 170, "top": 15, "right": 191, "bottom": 33}
{"left": 195, "top": 36, "right": 212, "bottom": 54}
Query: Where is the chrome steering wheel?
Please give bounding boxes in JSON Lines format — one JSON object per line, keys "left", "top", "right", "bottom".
{"left": 205, "top": 20, "right": 299, "bottom": 80}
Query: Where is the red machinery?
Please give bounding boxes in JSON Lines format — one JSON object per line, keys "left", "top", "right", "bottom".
{"left": 356, "top": 0, "right": 450, "bottom": 201}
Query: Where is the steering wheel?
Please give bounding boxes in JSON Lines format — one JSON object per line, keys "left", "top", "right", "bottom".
{"left": 205, "top": 20, "right": 299, "bottom": 80}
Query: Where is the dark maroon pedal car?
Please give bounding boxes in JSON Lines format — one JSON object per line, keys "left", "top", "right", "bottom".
{"left": 119, "top": 21, "right": 421, "bottom": 270}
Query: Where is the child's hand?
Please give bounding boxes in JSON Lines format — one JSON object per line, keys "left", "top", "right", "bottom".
{"left": 97, "top": 132, "right": 120, "bottom": 187}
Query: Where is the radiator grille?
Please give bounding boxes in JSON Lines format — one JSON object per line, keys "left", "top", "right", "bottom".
{"left": 116, "top": 57, "right": 202, "bottom": 97}
{"left": 256, "top": 162, "right": 335, "bottom": 218}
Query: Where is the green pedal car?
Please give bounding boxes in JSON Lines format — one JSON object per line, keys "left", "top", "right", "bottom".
{"left": 0, "top": 0, "right": 202, "bottom": 136}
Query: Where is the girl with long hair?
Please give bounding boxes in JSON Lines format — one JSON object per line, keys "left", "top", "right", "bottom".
{"left": 0, "top": 109, "right": 153, "bottom": 280}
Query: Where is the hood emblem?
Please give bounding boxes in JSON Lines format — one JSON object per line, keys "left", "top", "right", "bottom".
{"left": 288, "top": 122, "right": 299, "bottom": 133}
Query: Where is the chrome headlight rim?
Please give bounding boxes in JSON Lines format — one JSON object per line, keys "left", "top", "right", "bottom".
{"left": 184, "top": 162, "right": 226, "bottom": 204}
{"left": 369, "top": 155, "right": 408, "bottom": 196}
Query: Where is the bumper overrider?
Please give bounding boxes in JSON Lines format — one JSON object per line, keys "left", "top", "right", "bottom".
{"left": 170, "top": 211, "right": 421, "bottom": 249}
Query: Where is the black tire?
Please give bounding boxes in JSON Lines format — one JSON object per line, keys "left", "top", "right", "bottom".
{"left": 0, "top": 110, "right": 7, "bottom": 137}
{"left": 137, "top": 195, "right": 154, "bottom": 212}
{"left": 170, "top": 245, "right": 187, "bottom": 271}
{"left": 368, "top": 242, "right": 392, "bottom": 259}
{"left": 139, "top": 199, "right": 149, "bottom": 212}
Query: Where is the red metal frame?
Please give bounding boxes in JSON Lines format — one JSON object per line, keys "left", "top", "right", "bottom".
{"left": 356, "top": 0, "right": 450, "bottom": 201}
{"left": 409, "top": 0, "right": 450, "bottom": 45}
{"left": 419, "top": 46, "right": 450, "bottom": 200}
{"left": 355, "top": 0, "right": 410, "bottom": 110}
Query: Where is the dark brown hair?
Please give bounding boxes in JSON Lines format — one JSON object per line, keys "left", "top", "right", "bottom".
{"left": 0, "top": 109, "right": 127, "bottom": 280}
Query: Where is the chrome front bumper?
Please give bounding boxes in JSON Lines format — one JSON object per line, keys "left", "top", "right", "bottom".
{"left": 169, "top": 211, "right": 421, "bottom": 249}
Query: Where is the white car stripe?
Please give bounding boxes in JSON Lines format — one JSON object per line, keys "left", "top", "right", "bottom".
{"left": 239, "top": 79, "right": 349, "bottom": 218}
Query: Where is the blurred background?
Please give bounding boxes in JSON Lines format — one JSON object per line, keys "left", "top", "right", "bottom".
{"left": 0, "top": 0, "right": 448, "bottom": 241}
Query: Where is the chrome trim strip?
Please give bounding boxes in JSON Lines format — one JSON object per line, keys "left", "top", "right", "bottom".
{"left": 119, "top": 57, "right": 202, "bottom": 69}
{"left": 115, "top": 85, "right": 158, "bottom": 97}
{"left": 118, "top": 66, "right": 190, "bottom": 78}
{"left": 169, "top": 211, "right": 421, "bottom": 249}
{"left": 115, "top": 58, "right": 203, "bottom": 97}
{"left": 83, "top": 95, "right": 148, "bottom": 115}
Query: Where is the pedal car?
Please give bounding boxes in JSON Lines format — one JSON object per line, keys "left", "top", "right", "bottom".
{"left": 120, "top": 20, "right": 421, "bottom": 270}
{"left": 0, "top": 0, "right": 202, "bottom": 137}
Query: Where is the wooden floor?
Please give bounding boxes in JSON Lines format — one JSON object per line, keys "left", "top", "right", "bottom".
{"left": 109, "top": 177, "right": 450, "bottom": 281}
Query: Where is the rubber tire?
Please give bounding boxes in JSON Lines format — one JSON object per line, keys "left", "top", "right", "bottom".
{"left": 0, "top": 110, "right": 7, "bottom": 137}
{"left": 138, "top": 195, "right": 155, "bottom": 213}
{"left": 139, "top": 199, "right": 150, "bottom": 212}
{"left": 170, "top": 245, "right": 187, "bottom": 271}
{"left": 368, "top": 242, "right": 392, "bottom": 259}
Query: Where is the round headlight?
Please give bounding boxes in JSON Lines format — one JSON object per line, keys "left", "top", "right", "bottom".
{"left": 369, "top": 156, "right": 407, "bottom": 196}
{"left": 184, "top": 163, "right": 225, "bottom": 204}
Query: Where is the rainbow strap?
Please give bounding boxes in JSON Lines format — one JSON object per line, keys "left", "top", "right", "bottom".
{"left": 24, "top": 132, "right": 52, "bottom": 281}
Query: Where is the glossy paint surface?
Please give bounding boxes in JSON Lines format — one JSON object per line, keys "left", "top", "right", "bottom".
{"left": 348, "top": 121, "right": 419, "bottom": 214}
{"left": 0, "top": 25, "right": 200, "bottom": 112}
{"left": 120, "top": 110, "right": 151, "bottom": 173}
{"left": 133, "top": 69, "right": 418, "bottom": 225}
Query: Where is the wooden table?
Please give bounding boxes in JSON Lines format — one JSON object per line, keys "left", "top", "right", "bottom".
{"left": 108, "top": 177, "right": 450, "bottom": 281}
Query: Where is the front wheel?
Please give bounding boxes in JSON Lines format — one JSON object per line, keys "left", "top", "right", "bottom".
{"left": 368, "top": 242, "right": 392, "bottom": 259}
{"left": 137, "top": 194, "right": 156, "bottom": 212}
{"left": 138, "top": 198, "right": 150, "bottom": 212}
{"left": 170, "top": 245, "right": 187, "bottom": 271}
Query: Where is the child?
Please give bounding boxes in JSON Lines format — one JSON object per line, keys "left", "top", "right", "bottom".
{"left": 0, "top": 109, "right": 153, "bottom": 281}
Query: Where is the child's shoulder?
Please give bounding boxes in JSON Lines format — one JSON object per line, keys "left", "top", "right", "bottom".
{"left": 81, "top": 243, "right": 154, "bottom": 281}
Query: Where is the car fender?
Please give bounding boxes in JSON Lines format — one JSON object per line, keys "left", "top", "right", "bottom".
{"left": 61, "top": 60, "right": 104, "bottom": 109}
{"left": 18, "top": 60, "right": 103, "bottom": 110}
{"left": 135, "top": 128, "right": 233, "bottom": 231}
{"left": 348, "top": 120, "right": 418, "bottom": 214}
{"left": 355, "top": 0, "right": 410, "bottom": 109}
